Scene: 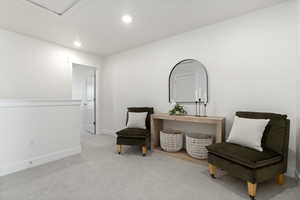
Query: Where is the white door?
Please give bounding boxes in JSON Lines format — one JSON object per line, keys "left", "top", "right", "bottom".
{"left": 82, "top": 71, "right": 96, "bottom": 134}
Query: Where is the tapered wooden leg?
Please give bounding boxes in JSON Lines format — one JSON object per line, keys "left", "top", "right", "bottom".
{"left": 117, "top": 145, "right": 122, "bottom": 154}
{"left": 247, "top": 182, "right": 257, "bottom": 200}
{"left": 208, "top": 164, "right": 217, "bottom": 178}
{"left": 142, "top": 145, "right": 147, "bottom": 156}
{"left": 276, "top": 174, "right": 284, "bottom": 185}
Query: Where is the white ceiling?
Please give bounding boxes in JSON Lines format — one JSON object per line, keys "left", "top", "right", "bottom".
{"left": 0, "top": 0, "right": 286, "bottom": 56}
{"left": 26, "top": 0, "right": 81, "bottom": 14}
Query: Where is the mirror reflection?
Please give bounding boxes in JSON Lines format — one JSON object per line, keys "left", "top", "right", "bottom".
{"left": 169, "top": 59, "right": 208, "bottom": 103}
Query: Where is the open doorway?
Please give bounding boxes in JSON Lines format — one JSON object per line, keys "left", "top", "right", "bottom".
{"left": 72, "top": 64, "right": 96, "bottom": 135}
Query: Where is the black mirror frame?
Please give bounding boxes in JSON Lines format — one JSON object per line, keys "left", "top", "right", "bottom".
{"left": 168, "top": 59, "right": 208, "bottom": 104}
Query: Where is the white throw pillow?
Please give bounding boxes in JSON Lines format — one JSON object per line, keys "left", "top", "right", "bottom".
{"left": 127, "top": 112, "right": 148, "bottom": 129}
{"left": 227, "top": 116, "right": 270, "bottom": 152}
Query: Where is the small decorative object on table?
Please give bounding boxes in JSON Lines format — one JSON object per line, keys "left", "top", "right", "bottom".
{"left": 186, "top": 133, "right": 213, "bottom": 159}
{"left": 199, "top": 100, "right": 208, "bottom": 117}
{"left": 169, "top": 103, "right": 187, "bottom": 115}
{"left": 160, "top": 130, "right": 183, "bottom": 152}
{"left": 194, "top": 87, "right": 208, "bottom": 116}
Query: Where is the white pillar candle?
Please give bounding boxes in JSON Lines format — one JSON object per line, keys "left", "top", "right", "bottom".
{"left": 203, "top": 92, "right": 207, "bottom": 103}
{"left": 198, "top": 88, "right": 203, "bottom": 100}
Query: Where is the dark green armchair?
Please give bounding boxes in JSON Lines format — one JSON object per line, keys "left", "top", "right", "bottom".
{"left": 116, "top": 107, "right": 154, "bottom": 156}
{"left": 206, "top": 112, "right": 290, "bottom": 200}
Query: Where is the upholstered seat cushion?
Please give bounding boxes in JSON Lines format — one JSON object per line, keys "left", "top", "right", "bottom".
{"left": 116, "top": 128, "right": 150, "bottom": 138}
{"left": 206, "top": 143, "right": 282, "bottom": 169}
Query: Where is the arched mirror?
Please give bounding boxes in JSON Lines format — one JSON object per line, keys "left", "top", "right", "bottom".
{"left": 169, "top": 59, "right": 208, "bottom": 103}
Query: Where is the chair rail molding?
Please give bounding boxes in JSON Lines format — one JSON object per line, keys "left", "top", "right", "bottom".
{"left": 0, "top": 98, "right": 82, "bottom": 176}
{"left": 0, "top": 99, "right": 81, "bottom": 108}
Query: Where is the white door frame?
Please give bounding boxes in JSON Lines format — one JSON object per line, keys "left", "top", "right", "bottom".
{"left": 72, "top": 63, "right": 97, "bottom": 135}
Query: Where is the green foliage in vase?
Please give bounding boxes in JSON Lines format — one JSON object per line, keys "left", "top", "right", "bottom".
{"left": 169, "top": 104, "right": 187, "bottom": 115}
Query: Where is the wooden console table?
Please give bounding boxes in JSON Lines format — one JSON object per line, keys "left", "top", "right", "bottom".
{"left": 151, "top": 113, "right": 225, "bottom": 149}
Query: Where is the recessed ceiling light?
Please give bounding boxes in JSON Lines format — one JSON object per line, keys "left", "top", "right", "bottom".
{"left": 73, "top": 41, "right": 81, "bottom": 47}
{"left": 122, "top": 15, "right": 133, "bottom": 24}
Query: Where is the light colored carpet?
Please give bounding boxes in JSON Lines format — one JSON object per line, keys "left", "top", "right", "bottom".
{"left": 0, "top": 134, "right": 299, "bottom": 200}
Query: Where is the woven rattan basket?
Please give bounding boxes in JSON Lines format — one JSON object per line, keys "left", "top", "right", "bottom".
{"left": 160, "top": 130, "right": 183, "bottom": 152}
{"left": 186, "top": 133, "right": 213, "bottom": 159}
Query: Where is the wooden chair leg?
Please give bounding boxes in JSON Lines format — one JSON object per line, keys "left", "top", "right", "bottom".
{"left": 142, "top": 145, "right": 147, "bottom": 156}
{"left": 247, "top": 182, "right": 257, "bottom": 200}
{"left": 208, "top": 164, "right": 217, "bottom": 178}
{"left": 276, "top": 174, "right": 284, "bottom": 185}
{"left": 117, "top": 145, "right": 122, "bottom": 154}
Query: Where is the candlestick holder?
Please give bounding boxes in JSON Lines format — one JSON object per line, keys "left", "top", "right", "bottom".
{"left": 203, "top": 103, "right": 207, "bottom": 117}
{"left": 199, "top": 98, "right": 202, "bottom": 116}
{"left": 198, "top": 98, "right": 203, "bottom": 116}
{"left": 197, "top": 99, "right": 208, "bottom": 117}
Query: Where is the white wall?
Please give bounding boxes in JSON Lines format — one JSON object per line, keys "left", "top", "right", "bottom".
{"left": 0, "top": 28, "right": 102, "bottom": 175}
{"left": 72, "top": 64, "right": 96, "bottom": 100}
{"left": 0, "top": 100, "right": 81, "bottom": 176}
{"left": 0, "top": 28, "right": 103, "bottom": 132}
{"left": 0, "top": 29, "right": 101, "bottom": 99}
{"left": 101, "top": 1, "right": 297, "bottom": 176}
{"left": 296, "top": 0, "right": 300, "bottom": 179}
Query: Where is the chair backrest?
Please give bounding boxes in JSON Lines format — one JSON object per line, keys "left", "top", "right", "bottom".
{"left": 236, "top": 112, "right": 290, "bottom": 171}
{"left": 126, "top": 107, "right": 154, "bottom": 130}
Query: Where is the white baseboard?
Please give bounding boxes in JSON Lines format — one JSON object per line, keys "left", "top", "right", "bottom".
{"left": 285, "top": 166, "right": 296, "bottom": 178}
{"left": 0, "top": 146, "right": 81, "bottom": 177}
{"left": 100, "top": 129, "right": 116, "bottom": 137}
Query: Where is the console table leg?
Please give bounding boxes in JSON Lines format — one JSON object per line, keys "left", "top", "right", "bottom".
{"left": 216, "top": 120, "right": 225, "bottom": 143}
{"left": 151, "top": 117, "right": 162, "bottom": 149}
